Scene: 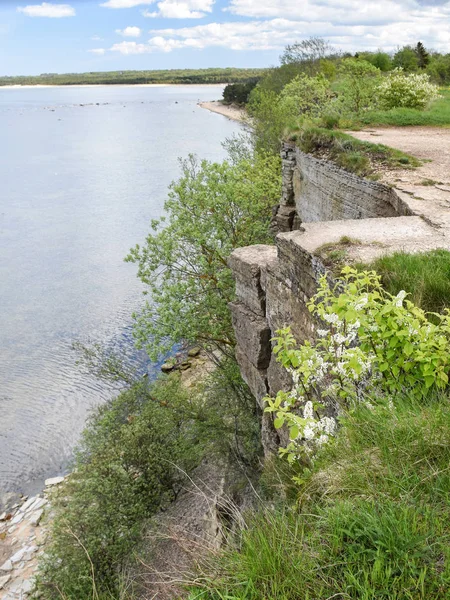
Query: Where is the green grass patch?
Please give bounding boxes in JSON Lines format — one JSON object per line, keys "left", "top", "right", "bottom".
{"left": 189, "top": 394, "right": 450, "bottom": 599}
{"left": 315, "top": 236, "right": 362, "bottom": 274}
{"left": 350, "top": 88, "right": 450, "bottom": 127}
{"left": 360, "top": 249, "right": 450, "bottom": 314}
{"left": 287, "top": 124, "right": 420, "bottom": 177}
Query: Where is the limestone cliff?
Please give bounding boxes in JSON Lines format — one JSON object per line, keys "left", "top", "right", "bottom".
{"left": 230, "top": 141, "right": 450, "bottom": 454}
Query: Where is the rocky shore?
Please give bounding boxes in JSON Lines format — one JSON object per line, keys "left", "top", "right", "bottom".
{"left": 0, "top": 477, "right": 65, "bottom": 599}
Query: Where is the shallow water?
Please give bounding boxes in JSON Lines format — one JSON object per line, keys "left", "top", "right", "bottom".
{"left": 0, "top": 85, "right": 240, "bottom": 501}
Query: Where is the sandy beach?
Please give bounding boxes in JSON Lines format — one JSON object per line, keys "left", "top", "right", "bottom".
{"left": 198, "top": 100, "right": 247, "bottom": 123}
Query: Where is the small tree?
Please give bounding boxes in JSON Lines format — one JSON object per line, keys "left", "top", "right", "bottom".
{"left": 126, "top": 152, "right": 281, "bottom": 360}
{"left": 338, "top": 59, "right": 381, "bottom": 114}
{"left": 279, "top": 73, "right": 331, "bottom": 120}
{"left": 393, "top": 45, "right": 420, "bottom": 72}
{"left": 265, "top": 267, "right": 450, "bottom": 466}
{"left": 377, "top": 68, "right": 440, "bottom": 109}
{"left": 280, "top": 37, "right": 334, "bottom": 75}
{"left": 415, "top": 41, "right": 430, "bottom": 69}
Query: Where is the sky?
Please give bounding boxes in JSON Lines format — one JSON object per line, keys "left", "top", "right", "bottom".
{"left": 1, "top": 0, "right": 450, "bottom": 76}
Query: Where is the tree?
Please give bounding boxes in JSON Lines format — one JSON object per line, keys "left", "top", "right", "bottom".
{"left": 427, "top": 53, "right": 450, "bottom": 85}
{"left": 338, "top": 59, "right": 381, "bottom": 114}
{"left": 126, "top": 152, "right": 281, "bottom": 360}
{"left": 393, "top": 45, "right": 419, "bottom": 72}
{"left": 415, "top": 41, "right": 430, "bottom": 69}
{"left": 280, "top": 37, "right": 334, "bottom": 75}
{"left": 247, "top": 87, "right": 291, "bottom": 155}
{"left": 222, "top": 79, "right": 259, "bottom": 105}
{"left": 358, "top": 50, "right": 393, "bottom": 72}
{"left": 279, "top": 74, "right": 331, "bottom": 119}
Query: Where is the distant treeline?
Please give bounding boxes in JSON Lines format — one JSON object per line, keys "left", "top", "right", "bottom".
{"left": 0, "top": 67, "right": 267, "bottom": 87}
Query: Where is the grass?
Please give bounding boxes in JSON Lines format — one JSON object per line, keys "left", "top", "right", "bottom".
{"left": 351, "top": 88, "right": 450, "bottom": 127}
{"left": 315, "top": 236, "right": 362, "bottom": 275}
{"left": 360, "top": 249, "right": 450, "bottom": 314}
{"left": 187, "top": 393, "right": 450, "bottom": 599}
{"left": 287, "top": 124, "right": 420, "bottom": 177}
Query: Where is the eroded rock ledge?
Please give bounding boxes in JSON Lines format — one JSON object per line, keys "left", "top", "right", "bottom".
{"left": 231, "top": 141, "right": 450, "bottom": 454}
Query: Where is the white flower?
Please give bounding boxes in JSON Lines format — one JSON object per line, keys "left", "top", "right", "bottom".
{"left": 394, "top": 290, "right": 407, "bottom": 307}
{"left": 317, "top": 434, "right": 329, "bottom": 446}
{"left": 303, "top": 401, "right": 314, "bottom": 420}
{"left": 333, "top": 333, "right": 347, "bottom": 345}
{"left": 354, "top": 296, "right": 368, "bottom": 311}
{"left": 323, "top": 313, "right": 340, "bottom": 325}
{"left": 317, "top": 329, "right": 328, "bottom": 337}
{"left": 303, "top": 424, "right": 316, "bottom": 440}
{"left": 319, "top": 416, "right": 336, "bottom": 435}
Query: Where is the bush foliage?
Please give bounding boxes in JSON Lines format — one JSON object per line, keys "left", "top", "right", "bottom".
{"left": 126, "top": 151, "right": 281, "bottom": 360}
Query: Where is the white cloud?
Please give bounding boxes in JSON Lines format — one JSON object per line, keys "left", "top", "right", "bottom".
{"left": 106, "top": 0, "right": 450, "bottom": 55}
{"left": 88, "top": 48, "right": 106, "bottom": 54}
{"left": 101, "top": 0, "right": 154, "bottom": 7}
{"left": 17, "top": 2, "right": 75, "bottom": 17}
{"left": 116, "top": 26, "right": 143, "bottom": 36}
{"left": 91, "top": 35, "right": 104, "bottom": 41}
{"left": 110, "top": 41, "right": 151, "bottom": 53}
{"left": 143, "top": 0, "right": 214, "bottom": 18}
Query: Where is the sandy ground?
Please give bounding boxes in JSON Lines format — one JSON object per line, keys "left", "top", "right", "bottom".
{"left": 198, "top": 100, "right": 247, "bottom": 123}
{"left": 348, "top": 126, "right": 450, "bottom": 185}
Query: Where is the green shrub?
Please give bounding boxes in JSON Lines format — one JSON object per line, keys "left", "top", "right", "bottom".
{"left": 266, "top": 267, "right": 450, "bottom": 466}
{"left": 36, "top": 378, "right": 199, "bottom": 599}
{"left": 126, "top": 151, "right": 281, "bottom": 360}
{"left": 320, "top": 112, "right": 340, "bottom": 129}
{"left": 279, "top": 73, "right": 331, "bottom": 119}
{"left": 36, "top": 360, "right": 261, "bottom": 600}
{"left": 337, "top": 58, "right": 382, "bottom": 114}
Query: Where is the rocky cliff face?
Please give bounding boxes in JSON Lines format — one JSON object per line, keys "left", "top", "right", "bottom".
{"left": 228, "top": 237, "right": 327, "bottom": 454}
{"left": 230, "top": 141, "right": 442, "bottom": 456}
{"left": 272, "top": 142, "right": 413, "bottom": 233}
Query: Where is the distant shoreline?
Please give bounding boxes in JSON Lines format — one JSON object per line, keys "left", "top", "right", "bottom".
{"left": 0, "top": 83, "right": 226, "bottom": 89}
{"left": 198, "top": 100, "right": 247, "bottom": 123}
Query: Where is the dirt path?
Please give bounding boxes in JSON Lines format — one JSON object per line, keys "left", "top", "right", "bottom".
{"left": 349, "top": 126, "right": 450, "bottom": 186}
{"left": 347, "top": 127, "right": 450, "bottom": 234}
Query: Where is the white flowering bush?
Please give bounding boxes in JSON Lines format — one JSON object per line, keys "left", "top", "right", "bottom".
{"left": 376, "top": 68, "right": 440, "bottom": 110}
{"left": 265, "top": 267, "right": 450, "bottom": 465}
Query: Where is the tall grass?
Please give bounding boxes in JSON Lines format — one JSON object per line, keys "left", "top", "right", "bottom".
{"left": 361, "top": 249, "right": 450, "bottom": 314}
{"left": 189, "top": 394, "right": 450, "bottom": 599}
{"left": 287, "top": 124, "right": 419, "bottom": 177}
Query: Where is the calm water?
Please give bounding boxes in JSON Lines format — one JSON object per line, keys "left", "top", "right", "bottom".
{"left": 0, "top": 85, "right": 240, "bottom": 502}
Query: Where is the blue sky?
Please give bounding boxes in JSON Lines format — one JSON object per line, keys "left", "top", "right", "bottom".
{"left": 1, "top": 0, "right": 450, "bottom": 76}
